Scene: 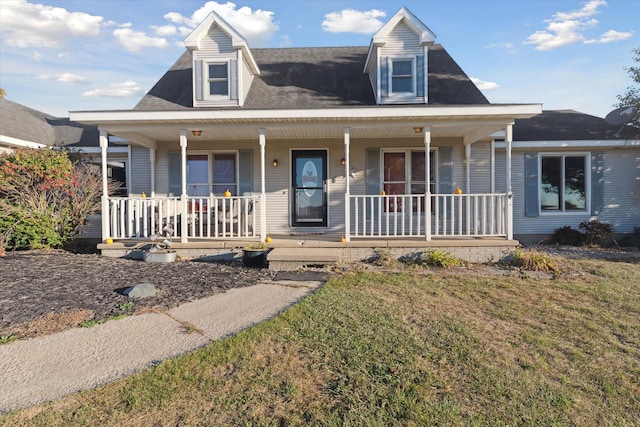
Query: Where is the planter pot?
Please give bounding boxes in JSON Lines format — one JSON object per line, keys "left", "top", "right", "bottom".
{"left": 143, "top": 251, "right": 177, "bottom": 263}
{"left": 242, "top": 249, "right": 267, "bottom": 268}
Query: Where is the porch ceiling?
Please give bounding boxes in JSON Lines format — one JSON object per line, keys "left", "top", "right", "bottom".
{"left": 71, "top": 104, "right": 542, "bottom": 146}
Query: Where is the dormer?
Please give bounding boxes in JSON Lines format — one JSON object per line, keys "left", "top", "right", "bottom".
{"left": 184, "top": 11, "right": 260, "bottom": 108}
{"left": 364, "top": 7, "right": 436, "bottom": 105}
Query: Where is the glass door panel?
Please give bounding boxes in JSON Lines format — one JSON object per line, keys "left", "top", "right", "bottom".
{"left": 292, "top": 150, "right": 327, "bottom": 226}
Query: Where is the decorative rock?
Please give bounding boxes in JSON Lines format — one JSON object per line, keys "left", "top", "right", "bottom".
{"left": 122, "top": 282, "right": 156, "bottom": 298}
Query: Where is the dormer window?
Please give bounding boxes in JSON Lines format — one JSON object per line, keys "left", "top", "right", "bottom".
{"left": 391, "top": 59, "right": 414, "bottom": 94}
{"left": 208, "top": 63, "right": 229, "bottom": 97}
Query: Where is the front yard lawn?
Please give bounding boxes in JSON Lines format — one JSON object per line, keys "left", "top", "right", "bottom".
{"left": 3, "top": 255, "right": 639, "bottom": 426}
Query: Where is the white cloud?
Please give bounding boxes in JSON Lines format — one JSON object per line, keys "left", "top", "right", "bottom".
{"left": 470, "top": 77, "right": 499, "bottom": 91}
{"left": 31, "top": 51, "right": 42, "bottom": 61}
{"left": 113, "top": 28, "right": 169, "bottom": 52}
{"left": 164, "top": 1, "right": 278, "bottom": 47}
{"left": 0, "top": 0, "right": 102, "bottom": 48}
{"left": 587, "top": 29, "right": 633, "bottom": 44}
{"left": 56, "top": 73, "right": 90, "bottom": 84}
{"left": 524, "top": 0, "right": 631, "bottom": 51}
{"left": 152, "top": 24, "right": 178, "bottom": 36}
{"left": 35, "top": 73, "right": 91, "bottom": 84}
{"left": 83, "top": 81, "right": 143, "bottom": 98}
{"left": 322, "top": 9, "right": 386, "bottom": 34}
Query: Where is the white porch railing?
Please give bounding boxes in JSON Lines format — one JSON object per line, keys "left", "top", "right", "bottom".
{"left": 107, "top": 196, "right": 257, "bottom": 240}
{"left": 349, "top": 193, "right": 509, "bottom": 238}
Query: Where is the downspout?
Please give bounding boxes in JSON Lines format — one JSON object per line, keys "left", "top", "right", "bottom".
{"left": 465, "top": 144, "right": 471, "bottom": 193}
{"left": 100, "top": 130, "right": 110, "bottom": 241}
{"left": 180, "top": 130, "right": 188, "bottom": 243}
{"left": 490, "top": 140, "right": 495, "bottom": 194}
{"left": 150, "top": 148, "right": 156, "bottom": 197}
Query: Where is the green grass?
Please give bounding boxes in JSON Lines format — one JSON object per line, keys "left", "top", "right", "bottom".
{"left": 3, "top": 256, "right": 639, "bottom": 426}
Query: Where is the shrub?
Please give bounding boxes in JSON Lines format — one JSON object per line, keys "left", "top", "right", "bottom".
{"left": 421, "top": 249, "right": 464, "bottom": 268}
{"left": 511, "top": 248, "right": 558, "bottom": 272}
{"left": 0, "top": 149, "right": 104, "bottom": 249}
{"left": 551, "top": 226, "right": 584, "bottom": 246}
{"left": 579, "top": 220, "right": 614, "bottom": 246}
{"left": 369, "top": 250, "right": 401, "bottom": 268}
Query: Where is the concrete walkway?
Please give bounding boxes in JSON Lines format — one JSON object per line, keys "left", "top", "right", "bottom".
{"left": 0, "top": 279, "right": 322, "bottom": 413}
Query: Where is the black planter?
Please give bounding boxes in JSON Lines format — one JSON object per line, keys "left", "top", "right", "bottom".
{"left": 242, "top": 249, "right": 267, "bottom": 268}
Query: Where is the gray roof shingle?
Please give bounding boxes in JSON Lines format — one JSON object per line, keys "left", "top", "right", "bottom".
{"left": 0, "top": 98, "right": 99, "bottom": 147}
{"left": 135, "top": 44, "right": 488, "bottom": 111}
{"left": 514, "top": 110, "right": 640, "bottom": 141}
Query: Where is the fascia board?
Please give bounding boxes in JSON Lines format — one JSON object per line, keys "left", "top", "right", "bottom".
{"left": 71, "top": 104, "right": 542, "bottom": 125}
{"left": 495, "top": 139, "right": 640, "bottom": 149}
{"left": 0, "top": 135, "right": 48, "bottom": 149}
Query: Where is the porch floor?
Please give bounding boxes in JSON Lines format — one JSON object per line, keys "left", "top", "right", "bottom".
{"left": 98, "top": 235, "right": 519, "bottom": 268}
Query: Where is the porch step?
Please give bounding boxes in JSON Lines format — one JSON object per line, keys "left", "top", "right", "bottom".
{"left": 267, "top": 247, "right": 340, "bottom": 271}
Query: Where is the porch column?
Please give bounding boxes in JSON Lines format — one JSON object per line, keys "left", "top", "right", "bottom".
{"left": 505, "top": 124, "right": 513, "bottom": 240}
{"left": 465, "top": 144, "right": 471, "bottom": 193}
{"left": 100, "top": 130, "right": 110, "bottom": 241}
{"left": 424, "top": 126, "right": 431, "bottom": 240}
{"left": 259, "top": 128, "right": 267, "bottom": 242}
{"left": 149, "top": 148, "right": 156, "bottom": 197}
{"left": 344, "top": 127, "right": 351, "bottom": 242}
{"left": 179, "top": 129, "right": 188, "bottom": 243}
{"left": 490, "top": 140, "right": 495, "bottom": 193}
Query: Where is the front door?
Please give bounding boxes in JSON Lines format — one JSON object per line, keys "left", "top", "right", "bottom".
{"left": 292, "top": 150, "right": 327, "bottom": 226}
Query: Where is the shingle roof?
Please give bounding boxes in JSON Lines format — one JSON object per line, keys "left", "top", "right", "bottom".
{"left": 134, "top": 44, "right": 489, "bottom": 111}
{"left": 514, "top": 110, "right": 640, "bottom": 141}
{"left": 0, "top": 98, "right": 99, "bottom": 147}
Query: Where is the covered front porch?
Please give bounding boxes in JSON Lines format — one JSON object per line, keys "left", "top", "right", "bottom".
{"left": 72, "top": 105, "right": 538, "bottom": 252}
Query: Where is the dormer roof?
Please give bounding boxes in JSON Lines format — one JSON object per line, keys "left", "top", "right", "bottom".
{"left": 184, "top": 10, "right": 260, "bottom": 75}
{"left": 364, "top": 7, "right": 437, "bottom": 73}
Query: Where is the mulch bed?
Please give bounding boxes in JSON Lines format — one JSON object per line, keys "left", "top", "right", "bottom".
{"left": 0, "top": 250, "right": 275, "bottom": 339}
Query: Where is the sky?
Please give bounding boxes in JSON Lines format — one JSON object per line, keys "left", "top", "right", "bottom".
{"left": 0, "top": 0, "right": 638, "bottom": 118}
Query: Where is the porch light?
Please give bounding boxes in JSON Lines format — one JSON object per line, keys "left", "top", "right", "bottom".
{"left": 191, "top": 130, "right": 202, "bottom": 136}
{"left": 341, "top": 158, "right": 346, "bottom": 166}
{"left": 272, "top": 159, "right": 278, "bottom": 167}
{"left": 413, "top": 127, "right": 423, "bottom": 134}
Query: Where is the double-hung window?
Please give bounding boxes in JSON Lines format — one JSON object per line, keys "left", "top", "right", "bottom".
{"left": 540, "top": 154, "right": 588, "bottom": 212}
{"left": 391, "top": 59, "right": 414, "bottom": 94}
{"left": 208, "top": 63, "right": 228, "bottom": 97}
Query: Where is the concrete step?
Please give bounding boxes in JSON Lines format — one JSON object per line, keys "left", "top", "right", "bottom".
{"left": 267, "top": 247, "right": 340, "bottom": 271}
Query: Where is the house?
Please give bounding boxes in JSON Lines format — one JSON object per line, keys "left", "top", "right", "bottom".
{"left": 71, "top": 7, "right": 550, "bottom": 262}
{"left": 508, "top": 110, "right": 640, "bottom": 244}
{"left": 0, "top": 98, "right": 128, "bottom": 238}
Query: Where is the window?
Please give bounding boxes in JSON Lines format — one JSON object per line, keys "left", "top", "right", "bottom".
{"left": 382, "top": 150, "right": 436, "bottom": 212}
{"left": 391, "top": 59, "right": 414, "bottom": 94}
{"left": 186, "top": 153, "right": 237, "bottom": 197}
{"left": 540, "top": 154, "right": 587, "bottom": 212}
{"left": 208, "top": 63, "right": 228, "bottom": 96}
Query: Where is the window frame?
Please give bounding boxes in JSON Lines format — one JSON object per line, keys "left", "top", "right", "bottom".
{"left": 389, "top": 57, "right": 416, "bottom": 98}
{"left": 186, "top": 151, "right": 239, "bottom": 197}
{"left": 206, "top": 62, "right": 229, "bottom": 99}
{"left": 381, "top": 148, "right": 438, "bottom": 213}
{"left": 538, "top": 152, "right": 590, "bottom": 215}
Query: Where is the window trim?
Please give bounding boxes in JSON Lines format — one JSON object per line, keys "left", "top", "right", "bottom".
{"left": 388, "top": 57, "right": 416, "bottom": 98}
{"left": 205, "top": 62, "right": 230, "bottom": 99}
{"left": 538, "top": 151, "right": 591, "bottom": 215}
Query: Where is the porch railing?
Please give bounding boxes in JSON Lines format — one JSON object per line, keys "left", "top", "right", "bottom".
{"left": 107, "top": 196, "right": 257, "bottom": 240}
{"left": 348, "top": 193, "right": 509, "bottom": 238}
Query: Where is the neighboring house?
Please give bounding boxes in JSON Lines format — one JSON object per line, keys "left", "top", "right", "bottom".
{"left": 71, "top": 7, "right": 548, "bottom": 251}
{"left": 506, "top": 110, "right": 640, "bottom": 243}
{"left": 0, "top": 98, "right": 128, "bottom": 238}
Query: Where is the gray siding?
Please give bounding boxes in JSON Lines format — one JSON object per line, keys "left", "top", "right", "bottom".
{"left": 379, "top": 22, "right": 424, "bottom": 105}
{"left": 193, "top": 25, "right": 237, "bottom": 108}
{"left": 503, "top": 148, "right": 640, "bottom": 236}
